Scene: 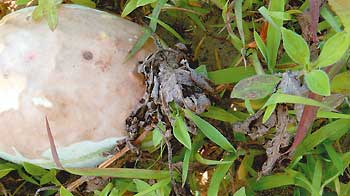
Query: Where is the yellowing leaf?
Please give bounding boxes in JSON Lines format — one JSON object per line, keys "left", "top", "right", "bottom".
{"left": 231, "top": 74, "right": 281, "bottom": 100}
{"left": 331, "top": 71, "right": 350, "bottom": 95}
{"left": 328, "top": 0, "right": 350, "bottom": 32}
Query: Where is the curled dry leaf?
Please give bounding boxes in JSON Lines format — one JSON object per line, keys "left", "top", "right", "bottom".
{"left": 232, "top": 104, "right": 291, "bottom": 175}
{"left": 126, "top": 47, "right": 213, "bottom": 139}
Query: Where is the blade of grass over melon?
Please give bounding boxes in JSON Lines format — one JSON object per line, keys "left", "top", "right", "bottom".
{"left": 207, "top": 66, "right": 255, "bottom": 84}
{"left": 67, "top": 168, "right": 170, "bottom": 179}
{"left": 145, "top": 16, "right": 186, "bottom": 43}
{"left": 184, "top": 109, "right": 236, "bottom": 152}
{"left": 125, "top": 0, "right": 166, "bottom": 60}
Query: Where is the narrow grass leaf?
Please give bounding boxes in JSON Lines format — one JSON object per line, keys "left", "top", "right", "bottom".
{"left": 254, "top": 31, "right": 267, "bottom": 62}
{"left": 137, "top": 0, "right": 157, "bottom": 7}
{"left": 207, "top": 66, "right": 256, "bottom": 84}
{"left": 16, "top": 0, "right": 31, "bottom": 5}
{"left": 182, "top": 149, "right": 191, "bottom": 187}
{"left": 263, "top": 93, "right": 331, "bottom": 110}
{"left": 60, "top": 186, "right": 74, "bottom": 196}
{"left": 71, "top": 0, "right": 96, "bottom": 8}
{"left": 281, "top": 28, "right": 310, "bottom": 66}
{"left": 324, "top": 141, "right": 343, "bottom": 172}
{"left": 315, "top": 31, "right": 350, "bottom": 68}
{"left": 311, "top": 159, "right": 322, "bottom": 195}
{"left": 320, "top": 6, "right": 342, "bottom": 32}
{"left": 201, "top": 106, "right": 241, "bottom": 123}
{"left": 294, "top": 119, "right": 350, "bottom": 158}
{"left": 328, "top": 0, "right": 350, "bottom": 32}
{"left": 146, "top": 16, "right": 186, "bottom": 43}
{"left": 305, "top": 70, "right": 331, "bottom": 96}
{"left": 184, "top": 109, "right": 235, "bottom": 152}
{"left": 134, "top": 178, "right": 171, "bottom": 196}
{"left": 316, "top": 111, "right": 350, "bottom": 119}
{"left": 195, "top": 153, "right": 233, "bottom": 165}
{"left": 173, "top": 115, "right": 192, "bottom": 150}
{"left": 125, "top": 28, "right": 152, "bottom": 61}
{"left": 207, "top": 153, "right": 236, "bottom": 195}
{"left": 263, "top": 103, "right": 276, "bottom": 123}
{"left": 68, "top": 168, "right": 170, "bottom": 179}
{"left": 266, "top": 0, "right": 284, "bottom": 72}
{"left": 100, "top": 183, "right": 113, "bottom": 196}
{"left": 231, "top": 74, "right": 281, "bottom": 100}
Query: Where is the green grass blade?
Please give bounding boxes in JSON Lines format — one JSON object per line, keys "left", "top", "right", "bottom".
{"left": 207, "top": 66, "right": 256, "bottom": 84}
{"left": 207, "top": 153, "right": 236, "bottom": 195}
{"left": 266, "top": 0, "right": 284, "bottom": 72}
{"left": 294, "top": 119, "right": 350, "bottom": 158}
{"left": 146, "top": 16, "right": 186, "bottom": 43}
{"left": 134, "top": 178, "right": 171, "bottom": 196}
{"left": 195, "top": 153, "right": 233, "bottom": 165}
{"left": 200, "top": 106, "right": 241, "bottom": 123}
{"left": 184, "top": 109, "right": 236, "bottom": 152}
{"left": 67, "top": 168, "right": 170, "bottom": 179}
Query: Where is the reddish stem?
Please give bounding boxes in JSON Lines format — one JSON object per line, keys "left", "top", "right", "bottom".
{"left": 287, "top": 92, "right": 322, "bottom": 154}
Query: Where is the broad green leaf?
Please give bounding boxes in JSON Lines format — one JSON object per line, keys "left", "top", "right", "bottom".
{"left": 281, "top": 27, "right": 310, "bottom": 66}
{"left": 17, "top": 168, "right": 39, "bottom": 185}
{"left": 294, "top": 119, "right": 350, "bottom": 158}
{"left": 305, "top": 70, "right": 331, "bottom": 96}
{"left": 234, "top": 187, "right": 246, "bottom": 196}
{"left": 266, "top": 0, "right": 284, "bottom": 72}
{"left": 201, "top": 106, "right": 241, "bottom": 123}
{"left": 184, "top": 109, "right": 236, "bottom": 152}
{"left": 23, "top": 162, "right": 48, "bottom": 176}
{"left": 68, "top": 168, "right": 170, "bottom": 179}
{"left": 328, "top": 0, "right": 350, "bottom": 32}
{"left": 137, "top": 0, "right": 157, "bottom": 7}
{"left": 173, "top": 116, "right": 191, "bottom": 150}
{"left": 60, "top": 186, "right": 74, "bottom": 196}
{"left": 258, "top": 6, "right": 278, "bottom": 29}
{"left": 40, "top": 169, "right": 59, "bottom": 185}
{"left": 182, "top": 149, "right": 191, "bottom": 187}
{"left": 16, "top": 0, "right": 31, "bottom": 5}
{"left": 207, "top": 153, "right": 236, "bottom": 195}
{"left": 254, "top": 31, "right": 267, "bottom": 62}
{"left": 71, "top": 0, "right": 96, "bottom": 8}
{"left": 231, "top": 74, "right": 281, "bottom": 100}
{"left": 263, "top": 93, "right": 332, "bottom": 110}
{"left": 331, "top": 72, "right": 350, "bottom": 95}
{"left": 314, "top": 32, "right": 349, "bottom": 68}
{"left": 207, "top": 66, "right": 256, "bottom": 85}
{"left": 195, "top": 153, "right": 233, "bottom": 165}
{"left": 0, "top": 164, "right": 15, "bottom": 179}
